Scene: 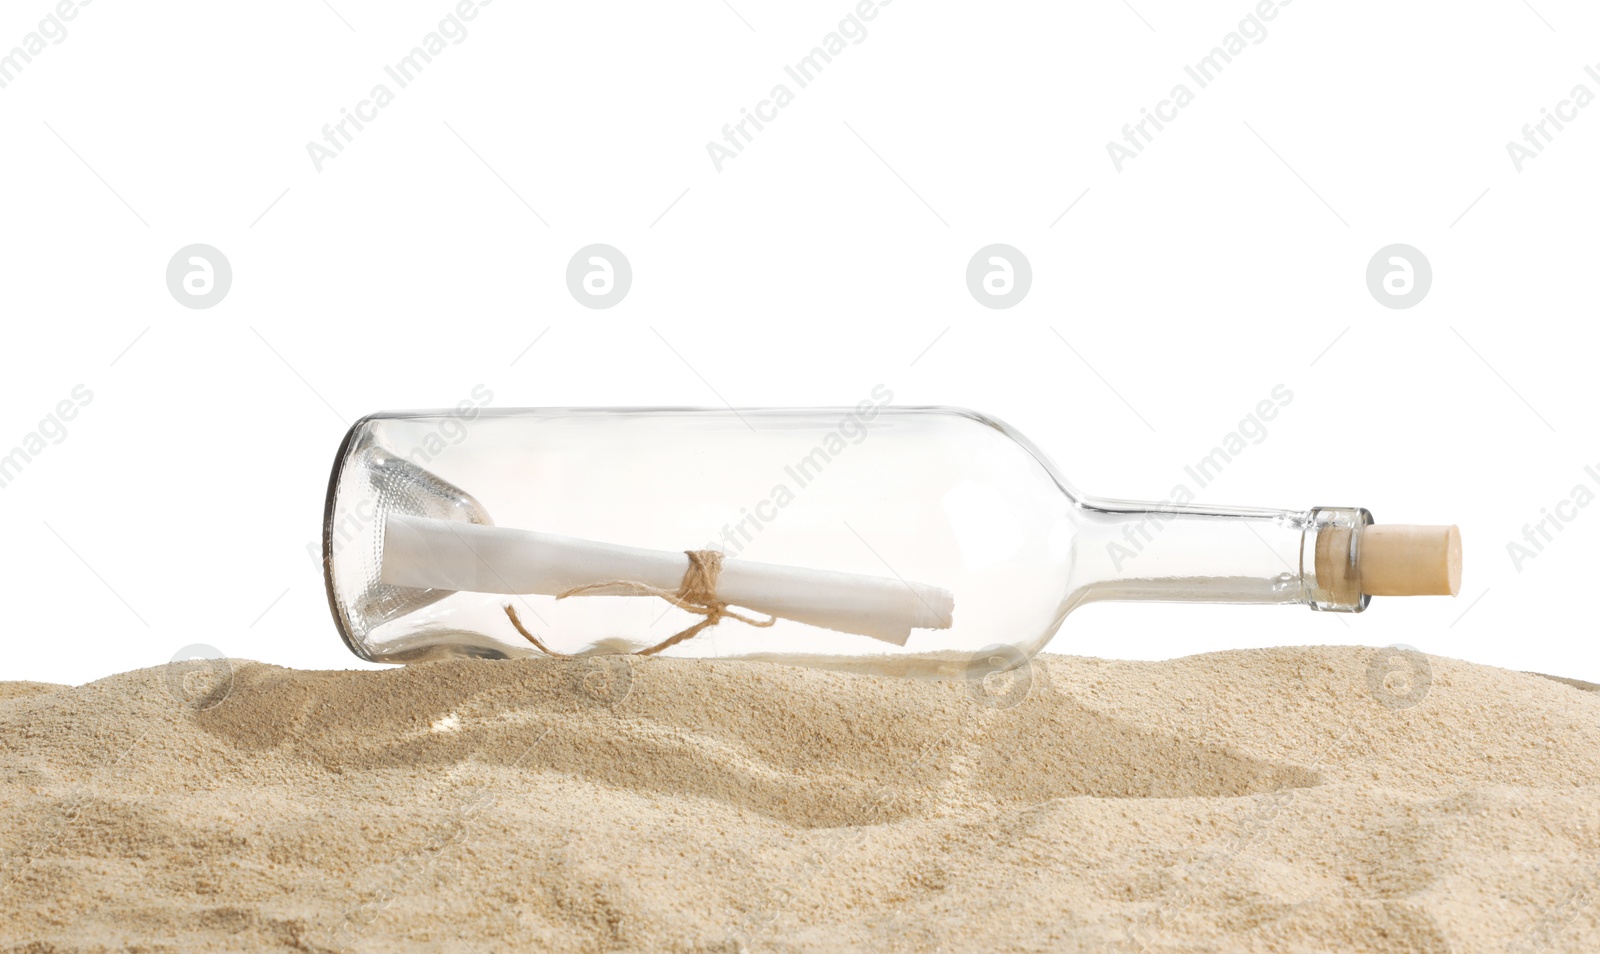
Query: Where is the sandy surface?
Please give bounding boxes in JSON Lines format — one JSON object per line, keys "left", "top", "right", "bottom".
{"left": 2, "top": 646, "right": 1599, "bottom": 953}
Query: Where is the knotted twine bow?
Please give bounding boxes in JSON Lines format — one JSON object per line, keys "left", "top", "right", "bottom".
{"left": 502, "top": 549, "right": 777, "bottom": 657}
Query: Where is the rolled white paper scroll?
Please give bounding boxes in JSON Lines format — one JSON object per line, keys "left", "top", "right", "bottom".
{"left": 380, "top": 514, "right": 954, "bottom": 646}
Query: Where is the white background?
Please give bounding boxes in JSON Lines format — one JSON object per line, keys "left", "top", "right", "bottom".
{"left": 1, "top": 0, "right": 1595, "bottom": 686}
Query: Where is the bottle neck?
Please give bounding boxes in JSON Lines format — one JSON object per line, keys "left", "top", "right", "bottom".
{"left": 1074, "top": 501, "right": 1370, "bottom": 612}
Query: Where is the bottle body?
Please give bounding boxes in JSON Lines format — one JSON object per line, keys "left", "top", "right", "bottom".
{"left": 322, "top": 404, "right": 1368, "bottom": 675}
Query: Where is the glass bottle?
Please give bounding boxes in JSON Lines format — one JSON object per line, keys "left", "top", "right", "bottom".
{"left": 321, "top": 405, "right": 1460, "bottom": 677}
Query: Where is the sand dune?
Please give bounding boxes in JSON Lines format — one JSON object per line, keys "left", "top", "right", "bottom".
{"left": 3, "top": 646, "right": 1599, "bottom": 952}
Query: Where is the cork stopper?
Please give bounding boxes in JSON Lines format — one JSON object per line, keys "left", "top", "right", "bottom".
{"left": 1360, "top": 525, "right": 1462, "bottom": 597}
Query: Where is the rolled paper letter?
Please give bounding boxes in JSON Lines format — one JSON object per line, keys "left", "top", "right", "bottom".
{"left": 380, "top": 514, "right": 954, "bottom": 646}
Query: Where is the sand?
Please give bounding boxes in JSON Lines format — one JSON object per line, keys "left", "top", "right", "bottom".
{"left": 2, "top": 646, "right": 1599, "bottom": 953}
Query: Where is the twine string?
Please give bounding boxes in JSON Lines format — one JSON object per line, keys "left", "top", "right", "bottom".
{"left": 502, "top": 549, "right": 776, "bottom": 657}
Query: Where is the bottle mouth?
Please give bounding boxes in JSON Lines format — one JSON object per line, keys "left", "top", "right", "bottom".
{"left": 1305, "top": 507, "right": 1462, "bottom": 612}
{"left": 1305, "top": 506, "right": 1373, "bottom": 613}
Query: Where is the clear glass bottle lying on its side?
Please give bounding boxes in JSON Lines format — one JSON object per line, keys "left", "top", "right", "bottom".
{"left": 321, "top": 405, "right": 1461, "bottom": 676}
